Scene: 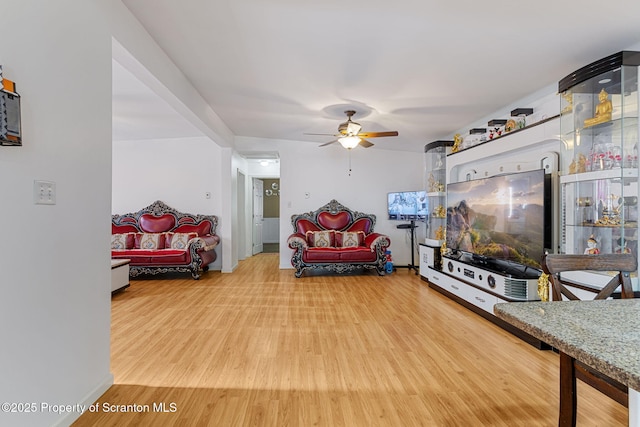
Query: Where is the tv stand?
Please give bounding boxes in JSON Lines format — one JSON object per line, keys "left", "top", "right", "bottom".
{"left": 396, "top": 223, "right": 414, "bottom": 229}
{"left": 395, "top": 221, "right": 419, "bottom": 274}
{"left": 420, "top": 117, "right": 561, "bottom": 350}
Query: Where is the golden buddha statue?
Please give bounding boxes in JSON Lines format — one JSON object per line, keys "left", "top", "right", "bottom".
{"left": 584, "top": 89, "right": 612, "bottom": 128}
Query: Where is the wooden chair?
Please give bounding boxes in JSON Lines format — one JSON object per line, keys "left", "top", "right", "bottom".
{"left": 541, "top": 253, "right": 637, "bottom": 427}
{"left": 541, "top": 253, "right": 636, "bottom": 301}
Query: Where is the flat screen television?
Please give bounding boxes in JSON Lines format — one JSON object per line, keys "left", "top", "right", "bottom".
{"left": 446, "top": 169, "right": 551, "bottom": 271}
{"left": 387, "top": 190, "right": 428, "bottom": 221}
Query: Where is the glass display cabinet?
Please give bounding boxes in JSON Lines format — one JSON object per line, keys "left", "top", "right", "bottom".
{"left": 425, "top": 140, "right": 452, "bottom": 246}
{"left": 420, "top": 140, "right": 453, "bottom": 279}
{"left": 558, "top": 51, "right": 640, "bottom": 290}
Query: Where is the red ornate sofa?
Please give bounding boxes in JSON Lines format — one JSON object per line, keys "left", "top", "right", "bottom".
{"left": 111, "top": 200, "right": 220, "bottom": 280}
{"left": 287, "top": 200, "right": 391, "bottom": 277}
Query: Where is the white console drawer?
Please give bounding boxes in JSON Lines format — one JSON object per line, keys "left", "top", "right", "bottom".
{"left": 431, "top": 271, "right": 468, "bottom": 301}
{"left": 461, "top": 285, "right": 498, "bottom": 313}
{"left": 430, "top": 271, "right": 498, "bottom": 314}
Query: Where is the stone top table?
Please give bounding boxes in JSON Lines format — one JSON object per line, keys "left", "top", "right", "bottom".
{"left": 494, "top": 299, "right": 640, "bottom": 426}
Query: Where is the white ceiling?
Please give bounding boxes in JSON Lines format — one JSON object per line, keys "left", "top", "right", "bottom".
{"left": 115, "top": 0, "right": 640, "bottom": 152}
{"left": 112, "top": 60, "right": 204, "bottom": 141}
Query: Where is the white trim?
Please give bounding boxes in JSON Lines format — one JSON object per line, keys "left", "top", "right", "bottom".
{"left": 53, "top": 373, "right": 114, "bottom": 427}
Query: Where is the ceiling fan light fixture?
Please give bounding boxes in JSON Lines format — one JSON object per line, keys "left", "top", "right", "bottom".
{"left": 338, "top": 136, "right": 361, "bottom": 149}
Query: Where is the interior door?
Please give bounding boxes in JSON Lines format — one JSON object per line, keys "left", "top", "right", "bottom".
{"left": 252, "top": 178, "right": 264, "bottom": 254}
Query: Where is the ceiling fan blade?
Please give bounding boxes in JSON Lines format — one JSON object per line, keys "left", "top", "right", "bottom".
{"left": 304, "top": 132, "right": 337, "bottom": 136}
{"left": 359, "top": 139, "right": 374, "bottom": 148}
{"left": 318, "top": 139, "right": 338, "bottom": 147}
{"left": 346, "top": 122, "right": 362, "bottom": 135}
{"left": 357, "top": 131, "right": 399, "bottom": 138}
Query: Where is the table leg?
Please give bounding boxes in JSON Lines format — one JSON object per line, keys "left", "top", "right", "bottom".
{"left": 559, "top": 351, "right": 577, "bottom": 427}
{"left": 630, "top": 388, "right": 640, "bottom": 427}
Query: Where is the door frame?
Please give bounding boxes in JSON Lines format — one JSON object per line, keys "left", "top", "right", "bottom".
{"left": 252, "top": 178, "right": 264, "bottom": 255}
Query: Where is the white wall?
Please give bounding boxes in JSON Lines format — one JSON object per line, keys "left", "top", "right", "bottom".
{"left": 108, "top": 0, "right": 236, "bottom": 274}
{"left": 263, "top": 218, "right": 280, "bottom": 243}
{"left": 282, "top": 143, "right": 427, "bottom": 268}
{"left": 0, "top": 2, "right": 113, "bottom": 426}
{"left": 112, "top": 137, "right": 222, "bottom": 214}
{"left": 112, "top": 137, "right": 223, "bottom": 270}
{"left": 229, "top": 152, "right": 249, "bottom": 271}
{"left": 235, "top": 136, "right": 426, "bottom": 268}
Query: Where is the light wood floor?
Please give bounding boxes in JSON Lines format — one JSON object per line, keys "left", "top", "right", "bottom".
{"left": 74, "top": 254, "right": 627, "bottom": 426}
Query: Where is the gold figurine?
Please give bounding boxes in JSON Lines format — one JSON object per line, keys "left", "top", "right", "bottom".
{"left": 595, "top": 195, "right": 622, "bottom": 226}
{"left": 435, "top": 225, "right": 445, "bottom": 241}
{"left": 569, "top": 154, "right": 587, "bottom": 174}
{"left": 428, "top": 173, "right": 445, "bottom": 193}
{"left": 561, "top": 91, "right": 573, "bottom": 114}
{"left": 577, "top": 153, "right": 587, "bottom": 173}
{"left": 440, "top": 239, "right": 449, "bottom": 257}
{"left": 584, "top": 89, "right": 612, "bottom": 128}
{"left": 433, "top": 205, "right": 446, "bottom": 218}
{"left": 451, "top": 133, "right": 463, "bottom": 153}
{"left": 537, "top": 272, "right": 549, "bottom": 302}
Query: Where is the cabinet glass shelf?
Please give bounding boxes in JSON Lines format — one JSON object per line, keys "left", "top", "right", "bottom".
{"left": 424, "top": 140, "right": 452, "bottom": 250}
{"left": 559, "top": 51, "right": 640, "bottom": 289}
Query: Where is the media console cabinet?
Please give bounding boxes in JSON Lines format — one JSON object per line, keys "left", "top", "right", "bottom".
{"left": 420, "top": 114, "right": 562, "bottom": 348}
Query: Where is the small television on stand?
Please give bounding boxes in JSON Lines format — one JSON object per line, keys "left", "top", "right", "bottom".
{"left": 387, "top": 190, "right": 428, "bottom": 222}
{"left": 387, "top": 190, "right": 427, "bottom": 274}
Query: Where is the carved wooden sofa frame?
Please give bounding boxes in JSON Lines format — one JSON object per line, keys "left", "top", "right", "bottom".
{"left": 287, "top": 199, "right": 391, "bottom": 278}
{"left": 111, "top": 200, "right": 220, "bottom": 280}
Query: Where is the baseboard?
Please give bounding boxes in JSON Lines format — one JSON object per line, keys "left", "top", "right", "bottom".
{"left": 53, "top": 372, "right": 114, "bottom": 427}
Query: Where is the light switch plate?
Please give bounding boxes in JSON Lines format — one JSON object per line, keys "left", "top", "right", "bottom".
{"left": 34, "top": 180, "right": 56, "bottom": 205}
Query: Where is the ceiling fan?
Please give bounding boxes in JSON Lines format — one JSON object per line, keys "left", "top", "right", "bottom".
{"left": 306, "top": 110, "right": 399, "bottom": 149}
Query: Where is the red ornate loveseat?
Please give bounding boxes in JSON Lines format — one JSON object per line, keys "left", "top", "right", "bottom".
{"left": 111, "top": 200, "right": 220, "bottom": 280}
{"left": 287, "top": 200, "right": 391, "bottom": 278}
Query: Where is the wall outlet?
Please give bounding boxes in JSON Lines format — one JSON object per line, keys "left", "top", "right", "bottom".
{"left": 34, "top": 180, "right": 56, "bottom": 205}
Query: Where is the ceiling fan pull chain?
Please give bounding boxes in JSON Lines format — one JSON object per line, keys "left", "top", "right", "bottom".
{"left": 348, "top": 150, "right": 352, "bottom": 176}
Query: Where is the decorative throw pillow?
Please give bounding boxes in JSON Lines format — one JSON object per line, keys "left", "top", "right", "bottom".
{"left": 139, "top": 233, "right": 163, "bottom": 250}
{"left": 168, "top": 232, "right": 196, "bottom": 250}
{"left": 111, "top": 233, "right": 132, "bottom": 250}
{"left": 307, "top": 230, "right": 334, "bottom": 248}
{"left": 338, "top": 231, "right": 364, "bottom": 248}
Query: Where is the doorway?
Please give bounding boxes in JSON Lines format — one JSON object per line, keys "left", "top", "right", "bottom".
{"left": 261, "top": 178, "right": 280, "bottom": 253}
{"left": 252, "top": 178, "right": 264, "bottom": 255}
{"left": 251, "top": 177, "right": 280, "bottom": 254}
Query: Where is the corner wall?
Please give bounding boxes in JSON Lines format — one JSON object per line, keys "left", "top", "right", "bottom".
{"left": 112, "top": 137, "right": 224, "bottom": 270}
{"left": 0, "top": 2, "right": 113, "bottom": 426}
